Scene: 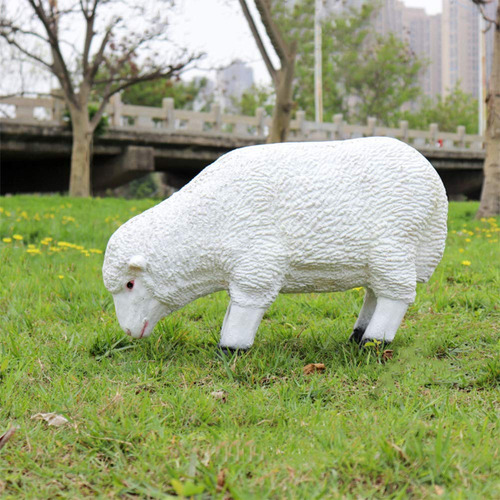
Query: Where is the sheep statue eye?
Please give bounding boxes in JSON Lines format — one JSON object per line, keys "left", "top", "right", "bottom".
{"left": 126, "top": 281, "right": 134, "bottom": 289}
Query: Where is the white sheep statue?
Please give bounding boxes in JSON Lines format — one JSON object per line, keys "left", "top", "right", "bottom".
{"left": 103, "top": 137, "right": 447, "bottom": 351}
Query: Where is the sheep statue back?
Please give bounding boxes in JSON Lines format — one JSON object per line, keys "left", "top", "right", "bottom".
{"left": 103, "top": 137, "right": 447, "bottom": 350}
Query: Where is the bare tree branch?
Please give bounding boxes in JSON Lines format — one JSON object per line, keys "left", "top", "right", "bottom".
{"left": 89, "top": 55, "right": 198, "bottom": 131}
{"left": 87, "top": 22, "right": 114, "bottom": 82}
{"left": 26, "top": 0, "right": 76, "bottom": 101}
{"left": 0, "top": 23, "right": 49, "bottom": 44}
{"left": 0, "top": 35, "right": 52, "bottom": 70}
{"left": 238, "top": 0, "right": 277, "bottom": 82}
{"left": 254, "top": 0, "right": 293, "bottom": 65}
{"left": 472, "top": 0, "right": 500, "bottom": 29}
{"left": 0, "top": 0, "right": 203, "bottom": 196}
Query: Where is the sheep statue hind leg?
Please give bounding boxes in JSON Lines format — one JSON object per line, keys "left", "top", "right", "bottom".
{"left": 349, "top": 288, "right": 377, "bottom": 344}
{"left": 349, "top": 288, "right": 410, "bottom": 346}
{"left": 350, "top": 242, "right": 418, "bottom": 345}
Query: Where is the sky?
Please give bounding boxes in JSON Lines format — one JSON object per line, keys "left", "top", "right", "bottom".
{"left": 403, "top": 0, "right": 442, "bottom": 15}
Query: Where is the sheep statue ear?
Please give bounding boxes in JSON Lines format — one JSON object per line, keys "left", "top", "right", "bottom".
{"left": 128, "top": 255, "right": 147, "bottom": 272}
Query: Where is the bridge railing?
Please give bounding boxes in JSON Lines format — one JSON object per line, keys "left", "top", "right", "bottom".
{"left": 0, "top": 93, "right": 485, "bottom": 151}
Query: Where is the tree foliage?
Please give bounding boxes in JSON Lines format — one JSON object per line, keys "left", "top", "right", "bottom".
{"left": 230, "top": 83, "right": 274, "bottom": 116}
{"left": 121, "top": 77, "right": 209, "bottom": 110}
{"left": 398, "top": 84, "right": 479, "bottom": 134}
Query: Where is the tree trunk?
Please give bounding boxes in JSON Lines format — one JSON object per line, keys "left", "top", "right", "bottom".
{"left": 68, "top": 106, "right": 93, "bottom": 197}
{"left": 267, "top": 61, "right": 295, "bottom": 144}
{"left": 477, "top": 6, "right": 500, "bottom": 218}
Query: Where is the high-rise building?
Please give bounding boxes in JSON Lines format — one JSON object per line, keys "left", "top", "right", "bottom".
{"left": 441, "top": 0, "right": 497, "bottom": 99}
{"left": 441, "top": 0, "right": 479, "bottom": 97}
{"left": 429, "top": 13, "right": 442, "bottom": 98}
{"left": 216, "top": 60, "right": 254, "bottom": 111}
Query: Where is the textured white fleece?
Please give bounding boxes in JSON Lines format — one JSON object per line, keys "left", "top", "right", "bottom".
{"left": 103, "top": 137, "right": 447, "bottom": 325}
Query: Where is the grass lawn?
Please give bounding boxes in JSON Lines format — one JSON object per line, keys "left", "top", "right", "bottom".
{"left": 0, "top": 196, "right": 499, "bottom": 499}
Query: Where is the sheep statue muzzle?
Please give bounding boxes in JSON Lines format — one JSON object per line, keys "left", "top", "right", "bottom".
{"left": 103, "top": 138, "right": 447, "bottom": 350}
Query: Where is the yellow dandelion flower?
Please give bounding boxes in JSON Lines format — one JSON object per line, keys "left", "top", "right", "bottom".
{"left": 58, "top": 275, "right": 64, "bottom": 279}
{"left": 13, "top": 234, "right": 23, "bottom": 241}
{"left": 27, "top": 244, "right": 36, "bottom": 249}
{"left": 0, "top": 207, "right": 4, "bottom": 213}
{"left": 89, "top": 248, "right": 103, "bottom": 254}
{"left": 461, "top": 260, "right": 471, "bottom": 266}
{"left": 3, "top": 237, "right": 12, "bottom": 243}
{"left": 459, "top": 248, "right": 464, "bottom": 253}
{"left": 465, "top": 238, "right": 471, "bottom": 243}
{"left": 5, "top": 211, "right": 11, "bottom": 217}
{"left": 26, "top": 248, "right": 42, "bottom": 255}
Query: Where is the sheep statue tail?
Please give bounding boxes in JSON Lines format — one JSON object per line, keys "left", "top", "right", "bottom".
{"left": 415, "top": 186, "right": 448, "bottom": 284}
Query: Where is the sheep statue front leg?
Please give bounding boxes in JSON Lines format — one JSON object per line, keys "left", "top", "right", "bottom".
{"left": 218, "top": 301, "right": 268, "bottom": 353}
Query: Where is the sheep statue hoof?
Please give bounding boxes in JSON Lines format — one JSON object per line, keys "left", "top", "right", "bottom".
{"left": 217, "top": 345, "right": 248, "bottom": 357}
{"left": 103, "top": 138, "right": 447, "bottom": 355}
{"left": 348, "top": 328, "right": 365, "bottom": 345}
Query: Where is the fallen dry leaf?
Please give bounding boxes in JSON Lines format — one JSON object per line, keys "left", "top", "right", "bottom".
{"left": 388, "top": 441, "right": 410, "bottom": 464}
{"left": 210, "top": 390, "right": 227, "bottom": 403}
{"left": 216, "top": 468, "right": 227, "bottom": 492}
{"left": 0, "top": 427, "right": 18, "bottom": 451}
{"left": 382, "top": 350, "right": 394, "bottom": 363}
{"left": 31, "top": 413, "right": 69, "bottom": 427}
{"left": 434, "top": 485, "right": 445, "bottom": 496}
{"left": 303, "top": 363, "right": 326, "bottom": 375}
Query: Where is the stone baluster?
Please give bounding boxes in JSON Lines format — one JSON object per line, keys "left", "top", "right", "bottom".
{"left": 296, "top": 110, "right": 306, "bottom": 139}
{"left": 367, "top": 117, "right": 376, "bottom": 137}
{"left": 457, "top": 125, "right": 466, "bottom": 149}
{"left": 51, "top": 89, "right": 65, "bottom": 123}
{"left": 162, "top": 97, "right": 175, "bottom": 131}
{"left": 399, "top": 120, "right": 409, "bottom": 143}
{"left": 110, "top": 93, "right": 123, "bottom": 127}
{"left": 333, "top": 114, "right": 343, "bottom": 140}
{"left": 212, "top": 103, "right": 222, "bottom": 133}
{"left": 255, "top": 107, "right": 265, "bottom": 137}
{"left": 429, "top": 123, "right": 439, "bottom": 147}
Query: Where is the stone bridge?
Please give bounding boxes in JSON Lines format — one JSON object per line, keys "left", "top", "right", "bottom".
{"left": 0, "top": 94, "right": 485, "bottom": 198}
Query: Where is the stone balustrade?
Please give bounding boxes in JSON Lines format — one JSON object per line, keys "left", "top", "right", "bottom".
{"left": 0, "top": 93, "right": 485, "bottom": 151}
